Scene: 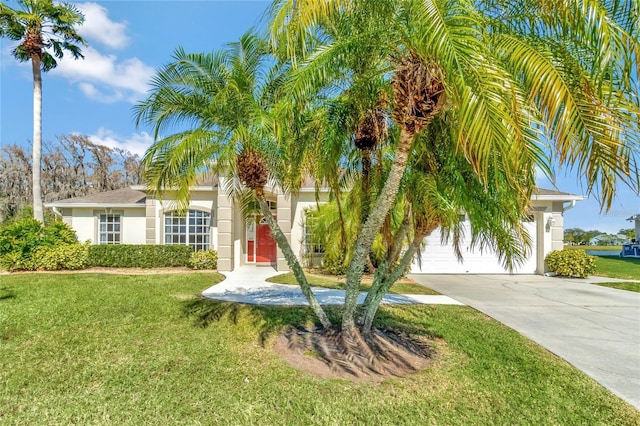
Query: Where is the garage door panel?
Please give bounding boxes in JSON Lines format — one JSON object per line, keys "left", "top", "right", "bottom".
{"left": 411, "top": 222, "right": 537, "bottom": 274}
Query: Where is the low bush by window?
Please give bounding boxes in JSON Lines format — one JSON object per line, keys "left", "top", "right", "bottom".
{"left": 32, "top": 243, "right": 90, "bottom": 271}
{"left": 87, "top": 244, "right": 192, "bottom": 268}
{"left": 189, "top": 249, "right": 218, "bottom": 270}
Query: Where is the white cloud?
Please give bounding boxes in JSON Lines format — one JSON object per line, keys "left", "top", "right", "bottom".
{"left": 75, "top": 2, "right": 129, "bottom": 49}
{"left": 53, "top": 46, "right": 154, "bottom": 102}
{"left": 85, "top": 128, "right": 154, "bottom": 156}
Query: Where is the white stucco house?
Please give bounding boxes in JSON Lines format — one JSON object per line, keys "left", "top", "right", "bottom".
{"left": 45, "top": 179, "right": 583, "bottom": 275}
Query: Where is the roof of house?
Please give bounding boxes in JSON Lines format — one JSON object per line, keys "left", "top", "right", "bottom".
{"left": 130, "top": 174, "right": 219, "bottom": 192}
{"left": 45, "top": 184, "right": 583, "bottom": 207}
{"left": 45, "top": 187, "right": 147, "bottom": 207}
{"left": 532, "top": 188, "right": 585, "bottom": 201}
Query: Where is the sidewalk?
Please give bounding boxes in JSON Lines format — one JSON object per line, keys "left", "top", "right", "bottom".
{"left": 201, "top": 265, "right": 463, "bottom": 306}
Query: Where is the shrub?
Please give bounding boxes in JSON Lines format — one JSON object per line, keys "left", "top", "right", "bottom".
{"left": 33, "top": 243, "right": 89, "bottom": 271}
{"left": 189, "top": 249, "right": 218, "bottom": 270}
{"left": 42, "top": 221, "right": 78, "bottom": 247}
{"left": 0, "top": 218, "right": 80, "bottom": 271}
{"left": 322, "top": 250, "right": 346, "bottom": 275}
{"left": 87, "top": 245, "right": 192, "bottom": 268}
{"left": 545, "top": 249, "right": 596, "bottom": 278}
{"left": 0, "top": 218, "right": 43, "bottom": 258}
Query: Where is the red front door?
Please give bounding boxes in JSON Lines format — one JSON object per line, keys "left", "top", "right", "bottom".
{"left": 256, "top": 222, "right": 276, "bottom": 263}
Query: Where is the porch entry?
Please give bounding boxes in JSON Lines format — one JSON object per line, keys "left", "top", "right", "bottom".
{"left": 246, "top": 215, "right": 277, "bottom": 264}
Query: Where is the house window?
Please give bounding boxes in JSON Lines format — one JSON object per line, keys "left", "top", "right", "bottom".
{"left": 304, "top": 214, "right": 324, "bottom": 254}
{"left": 99, "top": 214, "right": 121, "bottom": 244}
{"left": 164, "top": 210, "right": 211, "bottom": 251}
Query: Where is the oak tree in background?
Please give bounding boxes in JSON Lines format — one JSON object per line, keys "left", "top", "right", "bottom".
{"left": 0, "top": 135, "right": 141, "bottom": 223}
{"left": 0, "top": 0, "right": 86, "bottom": 222}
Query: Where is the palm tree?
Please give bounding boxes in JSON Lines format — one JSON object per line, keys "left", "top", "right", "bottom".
{"left": 134, "top": 33, "right": 332, "bottom": 328}
{"left": 0, "top": 0, "right": 86, "bottom": 222}
{"left": 359, "top": 112, "right": 536, "bottom": 332}
{"left": 269, "top": 0, "right": 640, "bottom": 334}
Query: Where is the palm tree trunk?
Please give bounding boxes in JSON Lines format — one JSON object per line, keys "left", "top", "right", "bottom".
{"left": 32, "top": 57, "right": 44, "bottom": 222}
{"left": 331, "top": 181, "right": 347, "bottom": 247}
{"left": 341, "top": 127, "right": 415, "bottom": 333}
{"left": 360, "top": 232, "right": 425, "bottom": 333}
{"left": 256, "top": 195, "right": 332, "bottom": 329}
{"left": 358, "top": 210, "right": 412, "bottom": 315}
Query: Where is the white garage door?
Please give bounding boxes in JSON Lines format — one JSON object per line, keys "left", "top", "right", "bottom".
{"left": 410, "top": 221, "right": 537, "bottom": 274}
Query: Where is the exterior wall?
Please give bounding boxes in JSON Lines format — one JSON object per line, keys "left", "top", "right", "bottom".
{"left": 276, "top": 192, "right": 292, "bottom": 271}
{"left": 232, "top": 202, "right": 243, "bottom": 270}
{"left": 145, "top": 198, "right": 156, "bottom": 244}
{"left": 216, "top": 178, "right": 234, "bottom": 271}
{"left": 121, "top": 209, "right": 146, "bottom": 244}
{"left": 68, "top": 208, "right": 96, "bottom": 243}
{"left": 529, "top": 200, "right": 568, "bottom": 274}
{"left": 65, "top": 207, "right": 145, "bottom": 244}
{"left": 290, "top": 192, "right": 330, "bottom": 265}
{"left": 60, "top": 208, "right": 73, "bottom": 227}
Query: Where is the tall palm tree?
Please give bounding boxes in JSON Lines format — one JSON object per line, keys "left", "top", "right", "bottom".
{"left": 0, "top": 0, "right": 86, "bottom": 222}
{"left": 134, "top": 33, "right": 332, "bottom": 328}
{"left": 269, "top": 0, "right": 640, "bottom": 334}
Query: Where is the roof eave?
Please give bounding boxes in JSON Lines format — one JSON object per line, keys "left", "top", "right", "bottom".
{"left": 531, "top": 194, "right": 586, "bottom": 202}
{"left": 45, "top": 203, "right": 146, "bottom": 208}
{"left": 131, "top": 185, "right": 217, "bottom": 192}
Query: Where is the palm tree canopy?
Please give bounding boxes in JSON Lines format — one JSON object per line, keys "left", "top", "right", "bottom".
{"left": 0, "top": 0, "right": 86, "bottom": 71}
{"left": 134, "top": 32, "right": 297, "bottom": 207}
{"left": 269, "top": 0, "right": 640, "bottom": 209}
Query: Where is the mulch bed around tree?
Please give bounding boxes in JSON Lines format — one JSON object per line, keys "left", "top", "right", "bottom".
{"left": 274, "top": 326, "right": 436, "bottom": 382}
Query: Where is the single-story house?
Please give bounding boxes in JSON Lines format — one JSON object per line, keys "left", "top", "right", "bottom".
{"left": 45, "top": 180, "right": 583, "bottom": 275}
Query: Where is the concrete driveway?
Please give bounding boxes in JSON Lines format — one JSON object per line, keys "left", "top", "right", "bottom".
{"left": 409, "top": 274, "right": 640, "bottom": 410}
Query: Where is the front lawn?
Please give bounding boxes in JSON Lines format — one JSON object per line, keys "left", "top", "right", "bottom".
{"left": 1, "top": 273, "right": 638, "bottom": 424}
{"left": 593, "top": 255, "right": 640, "bottom": 280}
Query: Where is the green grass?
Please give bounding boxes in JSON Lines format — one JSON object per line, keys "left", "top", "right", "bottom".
{"left": 593, "top": 281, "right": 640, "bottom": 293}
{"left": 1, "top": 273, "right": 638, "bottom": 425}
{"left": 267, "top": 272, "right": 440, "bottom": 295}
{"left": 592, "top": 255, "right": 640, "bottom": 280}
{"left": 565, "top": 245, "right": 622, "bottom": 252}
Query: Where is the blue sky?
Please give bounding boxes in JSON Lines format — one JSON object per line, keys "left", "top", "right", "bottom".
{"left": 1, "top": 1, "right": 638, "bottom": 234}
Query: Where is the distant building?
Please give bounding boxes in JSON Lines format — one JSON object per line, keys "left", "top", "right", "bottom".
{"left": 589, "top": 234, "right": 628, "bottom": 246}
{"left": 627, "top": 213, "right": 640, "bottom": 240}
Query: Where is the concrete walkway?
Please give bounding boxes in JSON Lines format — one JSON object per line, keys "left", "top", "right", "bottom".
{"left": 202, "top": 265, "right": 463, "bottom": 306}
{"left": 409, "top": 274, "right": 640, "bottom": 410}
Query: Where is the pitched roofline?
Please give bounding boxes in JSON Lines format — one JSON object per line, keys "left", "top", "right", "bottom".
{"left": 130, "top": 185, "right": 218, "bottom": 192}
{"left": 44, "top": 202, "right": 146, "bottom": 208}
{"left": 531, "top": 193, "right": 585, "bottom": 201}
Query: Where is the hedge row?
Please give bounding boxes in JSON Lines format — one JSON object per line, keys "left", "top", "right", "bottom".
{"left": 87, "top": 245, "right": 193, "bottom": 268}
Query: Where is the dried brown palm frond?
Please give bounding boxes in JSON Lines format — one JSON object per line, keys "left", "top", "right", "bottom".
{"left": 23, "top": 28, "right": 44, "bottom": 56}
{"left": 392, "top": 53, "right": 446, "bottom": 135}
{"left": 354, "top": 108, "right": 388, "bottom": 151}
{"left": 236, "top": 149, "right": 268, "bottom": 196}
